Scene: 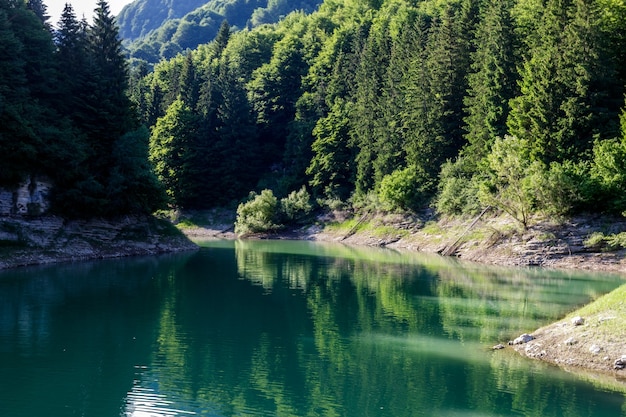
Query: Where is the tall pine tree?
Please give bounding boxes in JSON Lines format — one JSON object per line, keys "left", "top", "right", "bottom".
{"left": 463, "top": 0, "right": 517, "bottom": 162}
{"left": 508, "top": 0, "right": 619, "bottom": 163}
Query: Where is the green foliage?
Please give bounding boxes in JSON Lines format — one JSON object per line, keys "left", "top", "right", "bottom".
{"left": 584, "top": 231, "right": 626, "bottom": 251}
{"left": 235, "top": 189, "right": 281, "bottom": 235}
{"left": 149, "top": 98, "right": 200, "bottom": 207}
{"left": 280, "top": 186, "right": 314, "bottom": 223}
{"left": 478, "top": 136, "right": 537, "bottom": 227}
{"left": 588, "top": 137, "right": 626, "bottom": 213}
{"left": 121, "top": 0, "right": 323, "bottom": 64}
{"left": 462, "top": 0, "right": 517, "bottom": 162}
{"left": 378, "top": 166, "right": 433, "bottom": 211}
{"left": 435, "top": 158, "right": 482, "bottom": 216}
{"left": 235, "top": 187, "right": 313, "bottom": 234}
{"left": 507, "top": 0, "right": 620, "bottom": 163}
{"left": 530, "top": 160, "right": 588, "bottom": 216}
{"left": 107, "top": 127, "right": 168, "bottom": 214}
{"left": 124, "top": 0, "right": 626, "bottom": 221}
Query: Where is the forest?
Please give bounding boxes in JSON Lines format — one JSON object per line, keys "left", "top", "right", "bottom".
{"left": 2, "top": 0, "right": 626, "bottom": 225}
{"left": 0, "top": 0, "right": 166, "bottom": 217}
{"left": 118, "top": 0, "right": 323, "bottom": 64}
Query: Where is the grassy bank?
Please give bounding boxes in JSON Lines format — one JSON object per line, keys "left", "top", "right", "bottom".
{"left": 512, "top": 283, "right": 626, "bottom": 381}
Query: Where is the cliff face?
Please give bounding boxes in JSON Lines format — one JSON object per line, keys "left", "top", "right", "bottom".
{"left": 0, "top": 177, "right": 51, "bottom": 217}
{"left": 0, "top": 178, "right": 197, "bottom": 269}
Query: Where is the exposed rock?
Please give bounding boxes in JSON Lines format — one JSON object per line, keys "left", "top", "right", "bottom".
{"left": 0, "top": 214, "right": 198, "bottom": 270}
{"left": 614, "top": 356, "right": 626, "bottom": 370}
{"left": 571, "top": 316, "right": 585, "bottom": 326}
{"left": 509, "top": 333, "right": 535, "bottom": 345}
{"left": 564, "top": 337, "right": 577, "bottom": 346}
{"left": 492, "top": 344, "right": 505, "bottom": 350}
{"left": 0, "top": 177, "right": 51, "bottom": 216}
{"left": 589, "top": 344, "right": 602, "bottom": 354}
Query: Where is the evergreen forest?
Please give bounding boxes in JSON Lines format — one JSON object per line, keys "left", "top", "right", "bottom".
{"left": 117, "top": 0, "right": 323, "bottom": 64}
{"left": 2, "top": 0, "right": 626, "bottom": 224}
{"left": 0, "top": 0, "right": 166, "bottom": 217}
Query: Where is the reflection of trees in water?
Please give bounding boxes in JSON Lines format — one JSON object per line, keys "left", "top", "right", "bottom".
{"left": 139, "top": 242, "right": 626, "bottom": 416}
{"left": 435, "top": 264, "right": 625, "bottom": 344}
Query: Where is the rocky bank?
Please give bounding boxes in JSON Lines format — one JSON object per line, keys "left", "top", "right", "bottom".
{"left": 0, "top": 177, "right": 197, "bottom": 270}
{"left": 0, "top": 214, "right": 198, "bottom": 269}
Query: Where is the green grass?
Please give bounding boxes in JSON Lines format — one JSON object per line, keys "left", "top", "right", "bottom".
{"left": 570, "top": 284, "right": 626, "bottom": 326}
{"left": 584, "top": 231, "right": 626, "bottom": 251}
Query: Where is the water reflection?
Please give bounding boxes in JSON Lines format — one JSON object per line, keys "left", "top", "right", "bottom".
{"left": 0, "top": 241, "right": 624, "bottom": 417}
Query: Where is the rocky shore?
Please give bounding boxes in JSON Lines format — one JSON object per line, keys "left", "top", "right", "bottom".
{"left": 0, "top": 214, "right": 198, "bottom": 270}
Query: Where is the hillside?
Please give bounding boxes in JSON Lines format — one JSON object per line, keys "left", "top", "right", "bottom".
{"left": 118, "top": 0, "right": 323, "bottom": 62}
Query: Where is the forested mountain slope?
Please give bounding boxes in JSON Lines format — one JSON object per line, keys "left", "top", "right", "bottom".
{"left": 135, "top": 0, "right": 626, "bottom": 223}
{"left": 0, "top": 0, "right": 166, "bottom": 217}
{"left": 118, "top": 0, "right": 323, "bottom": 63}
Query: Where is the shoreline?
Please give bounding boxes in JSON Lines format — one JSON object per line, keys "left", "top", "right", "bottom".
{"left": 1, "top": 209, "right": 625, "bottom": 383}
{"left": 180, "top": 210, "right": 626, "bottom": 383}
{"left": 0, "top": 214, "right": 198, "bottom": 270}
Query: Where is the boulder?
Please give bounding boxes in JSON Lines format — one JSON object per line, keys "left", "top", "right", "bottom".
{"left": 509, "top": 333, "right": 534, "bottom": 345}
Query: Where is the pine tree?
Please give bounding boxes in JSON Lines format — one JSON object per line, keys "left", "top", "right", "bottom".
{"left": 402, "top": 2, "right": 475, "bottom": 184}
{"left": 179, "top": 52, "right": 199, "bottom": 108}
{"left": 214, "top": 20, "right": 231, "bottom": 56}
{"left": 55, "top": 4, "right": 91, "bottom": 124}
{"left": 83, "top": 0, "right": 137, "bottom": 198}
{"left": 0, "top": 3, "right": 33, "bottom": 185}
{"left": 463, "top": 0, "right": 517, "bottom": 162}
{"left": 351, "top": 19, "right": 391, "bottom": 196}
{"left": 150, "top": 98, "right": 200, "bottom": 207}
{"left": 508, "top": 0, "right": 619, "bottom": 163}
{"left": 26, "top": 0, "right": 50, "bottom": 27}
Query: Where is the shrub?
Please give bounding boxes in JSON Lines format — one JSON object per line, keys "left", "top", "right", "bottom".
{"left": 530, "top": 160, "right": 587, "bottom": 216}
{"left": 589, "top": 138, "right": 626, "bottom": 213}
{"left": 435, "top": 157, "right": 482, "bottom": 216}
{"left": 234, "top": 189, "right": 280, "bottom": 235}
{"left": 478, "top": 136, "right": 536, "bottom": 227}
{"left": 378, "top": 166, "right": 433, "bottom": 211}
{"left": 280, "top": 186, "right": 313, "bottom": 224}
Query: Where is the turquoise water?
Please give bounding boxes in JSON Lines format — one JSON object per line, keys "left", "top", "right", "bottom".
{"left": 0, "top": 239, "right": 625, "bottom": 416}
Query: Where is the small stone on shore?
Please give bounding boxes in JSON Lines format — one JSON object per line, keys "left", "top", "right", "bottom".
{"left": 589, "top": 344, "right": 602, "bottom": 354}
{"left": 571, "top": 316, "right": 585, "bottom": 326}
{"left": 564, "top": 337, "right": 577, "bottom": 346}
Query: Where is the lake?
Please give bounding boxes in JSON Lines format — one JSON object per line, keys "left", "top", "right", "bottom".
{"left": 0, "top": 239, "right": 625, "bottom": 416}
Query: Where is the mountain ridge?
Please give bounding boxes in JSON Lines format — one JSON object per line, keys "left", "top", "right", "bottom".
{"left": 117, "top": 0, "right": 322, "bottom": 63}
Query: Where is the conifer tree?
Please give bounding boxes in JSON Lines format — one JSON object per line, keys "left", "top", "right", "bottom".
{"left": 508, "top": 0, "right": 619, "bottom": 163}
{"left": 150, "top": 98, "right": 200, "bottom": 206}
{"left": 179, "top": 52, "right": 199, "bottom": 108}
{"left": 403, "top": 2, "right": 475, "bottom": 185}
{"left": 0, "top": 3, "right": 32, "bottom": 185}
{"left": 26, "top": 0, "right": 49, "bottom": 27}
{"left": 351, "top": 19, "right": 391, "bottom": 195}
{"left": 55, "top": 4, "right": 91, "bottom": 124}
{"left": 463, "top": 0, "right": 517, "bottom": 162}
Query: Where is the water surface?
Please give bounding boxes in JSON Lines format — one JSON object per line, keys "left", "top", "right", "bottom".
{"left": 0, "top": 239, "right": 625, "bottom": 416}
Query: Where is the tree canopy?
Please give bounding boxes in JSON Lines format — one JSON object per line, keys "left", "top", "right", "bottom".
{"left": 0, "top": 0, "right": 166, "bottom": 217}
{"left": 3, "top": 0, "right": 626, "bottom": 221}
